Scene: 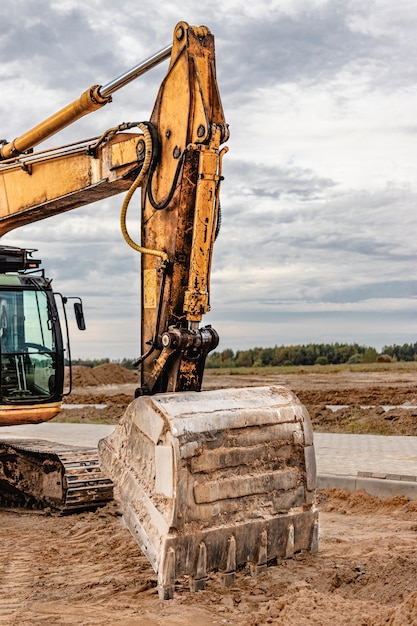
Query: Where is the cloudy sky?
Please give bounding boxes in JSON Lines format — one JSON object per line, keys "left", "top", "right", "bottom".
{"left": 0, "top": 0, "right": 415, "bottom": 360}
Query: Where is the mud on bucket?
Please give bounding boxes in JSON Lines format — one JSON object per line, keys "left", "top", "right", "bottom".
{"left": 98, "top": 385, "right": 318, "bottom": 599}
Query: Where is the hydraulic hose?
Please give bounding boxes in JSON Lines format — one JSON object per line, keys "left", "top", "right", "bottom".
{"left": 120, "top": 122, "right": 168, "bottom": 263}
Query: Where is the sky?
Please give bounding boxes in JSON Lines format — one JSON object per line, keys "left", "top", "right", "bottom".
{"left": 0, "top": 0, "right": 415, "bottom": 360}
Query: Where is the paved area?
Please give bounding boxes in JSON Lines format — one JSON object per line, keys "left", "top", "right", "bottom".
{"left": 0, "top": 422, "right": 114, "bottom": 448}
{"left": 315, "top": 433, "right": 417, "bottom": 499}
{"left": 1, "top": 424, "right": 416, "bottom": 499}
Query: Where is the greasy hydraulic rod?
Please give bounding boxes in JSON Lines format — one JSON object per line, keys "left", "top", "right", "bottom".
{"left": 0, "top": 44, "right": 172, "bottom": 161}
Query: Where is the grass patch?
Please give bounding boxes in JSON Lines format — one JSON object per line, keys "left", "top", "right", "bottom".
{"left": 205, "top": 361, "right": 417, "bottom": 376}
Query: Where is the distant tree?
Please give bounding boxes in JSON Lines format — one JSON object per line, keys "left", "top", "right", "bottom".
{"left": 382, "top": 342, "right": 416, "bottom": 362}
{"left": 261, "top": 347, "right": 274, "bottom": 366}
{"left": 362, "top": 347, "right": 378, "bottom": 363}
{"left": 348, "top": 354, "right": 362, "bottom": 364}
{"left": 69, "top": 357, "right": 110, "bottom": 368}
{"left": 205, "top": 351, "right": 223, "bottom": 368}
{"left": 118, "top": 358, "right": 136, "bottom": 370}
{"left": 235, "top": 350, "right": 253, "bottom": 367}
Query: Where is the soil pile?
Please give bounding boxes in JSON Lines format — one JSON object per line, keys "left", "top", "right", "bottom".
{"left": 318, "top": 487, "right": 417, "bottom": 518}
{"left": 203, "top": 370, "right": 417, "bottom": 437}
{"left": 309, "top": 404, "right": 417, "bottom": 435}
{"left": 60, "top": 364, "right": 139, "bottom": 423}
{"left": 70, "top": 363, "right": 139, "bottom": 387}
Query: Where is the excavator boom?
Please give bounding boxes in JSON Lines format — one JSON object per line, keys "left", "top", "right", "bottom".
{"left": 0, "top": 132, "right": 142, "bottom": 236}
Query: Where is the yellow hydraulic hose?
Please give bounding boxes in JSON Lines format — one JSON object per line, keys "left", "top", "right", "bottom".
{"left": 120, "top": 123, "right": 169, "bottom": 263}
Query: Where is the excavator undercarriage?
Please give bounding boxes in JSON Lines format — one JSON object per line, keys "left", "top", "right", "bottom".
{"left": 0, "top": 439, "right": 113, "bottom": 512}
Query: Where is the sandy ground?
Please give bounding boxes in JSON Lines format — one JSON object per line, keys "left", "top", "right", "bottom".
{"left": 1, "top": 366, "right": 417, "bottom": 625}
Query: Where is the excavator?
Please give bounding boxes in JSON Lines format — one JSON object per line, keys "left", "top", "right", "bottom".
{"left": 0, "top": 22, "right": 318, "bottom": 598}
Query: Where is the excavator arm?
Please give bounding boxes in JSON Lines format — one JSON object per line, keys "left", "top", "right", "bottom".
{"left": 136, "top": 22, "right": 229, "bottom": 394}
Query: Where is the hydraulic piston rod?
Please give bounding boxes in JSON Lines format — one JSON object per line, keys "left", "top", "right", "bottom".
{"left": 0, "top": 44, "right": 172, "bottom": 161}
{"left": 100, "top": 44, "right": 172, "bottom": 97}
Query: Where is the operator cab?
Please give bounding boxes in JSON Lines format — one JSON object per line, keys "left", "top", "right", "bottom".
{"left": 0, "top": 246, "right": 84, "bottom": 425}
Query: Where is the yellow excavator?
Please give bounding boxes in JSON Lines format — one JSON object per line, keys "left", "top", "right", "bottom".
{"left": 0, "top": 22, "right": 318, "bottom": 598}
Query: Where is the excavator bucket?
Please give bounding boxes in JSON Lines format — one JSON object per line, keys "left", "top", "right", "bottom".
{"left": 98, "top": 385, "right": 318, "bottom": 599}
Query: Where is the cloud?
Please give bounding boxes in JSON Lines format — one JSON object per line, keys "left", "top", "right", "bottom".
{"left": 0, "top": 2, "right": 121, "bottom": 88}
{"left": 226, "top": 159, "right": 336, "bottom": 201}
{"left": 1, "top": 0, "right": 415, "bottom": 359}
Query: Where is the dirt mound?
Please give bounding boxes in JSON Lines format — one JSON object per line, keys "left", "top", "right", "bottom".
{"left": 296, "top": 386, "right": 414, "bottom": 406}
{"left": 70, "top": 364, "right": 139, "bottom": 387}
{"left": 63, "top": 368, "right": 417, "bottom": 436}
{"left": 309, "top": 405, "right": 417, "bottom": 436}
{"left": 368, "top": 591, "right": 417, "bottom": 626}
{"left": 318, "top": 488, "right": 417, "bottom": 519}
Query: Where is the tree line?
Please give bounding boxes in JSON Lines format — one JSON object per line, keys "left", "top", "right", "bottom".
{"left": 68, "top": 342, "right": 416, "bottom": 369}
{"left": 205, "top": 342, "right": 417, "bottom": 368}
{"left": 68, "top": 357, "right": 136, "bottom": 369}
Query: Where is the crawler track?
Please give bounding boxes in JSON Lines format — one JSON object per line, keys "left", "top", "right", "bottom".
{"left": 0, "top": 439, "right": 113, "bottom": 512}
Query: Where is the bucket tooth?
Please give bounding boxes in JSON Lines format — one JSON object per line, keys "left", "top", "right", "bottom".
{"left": 190, "top": 541, "right": 207, "bottom": 592}
{"left": 98, "top": 386, "right": 318, "bottom": 597}
{"left": 221, "top": 535, "right": 236, "bottom": 588}
{"left": 158, "top": 546, "right": 176, "bottom": 600}
{"left": 250, "top": 529, "right": 268, "bottom": 577}
{"left": 285, "top": 523, "right": 295, "bottom": 559}
{"left": 310, "top": 518, "right": 319, "bottom": 554}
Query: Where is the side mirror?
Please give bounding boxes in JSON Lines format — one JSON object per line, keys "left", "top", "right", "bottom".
{"left": 74, "top": 301, "right": 86, "bottom": 331}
